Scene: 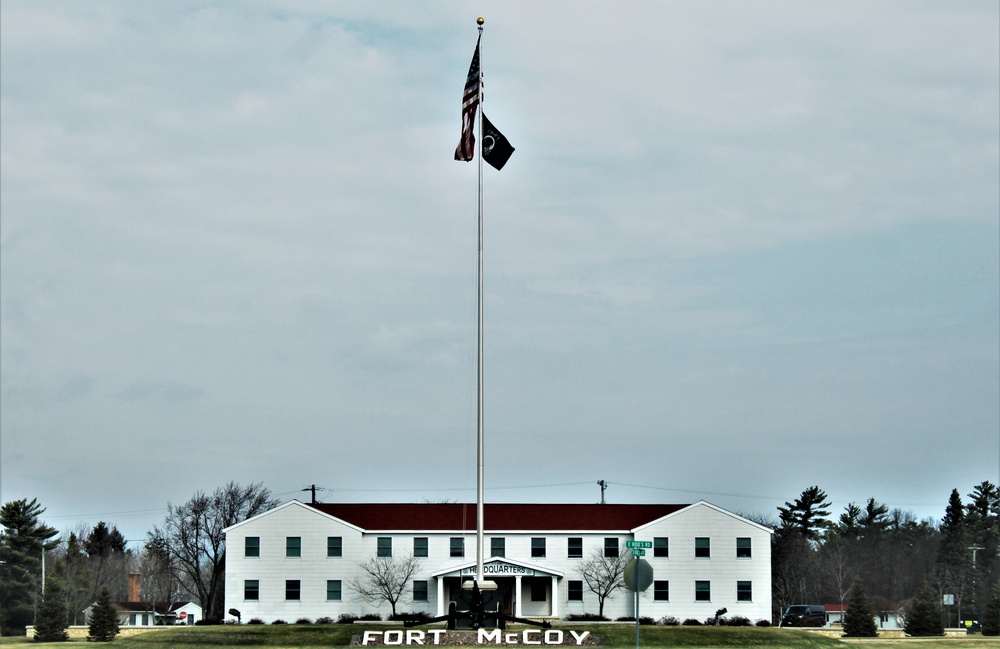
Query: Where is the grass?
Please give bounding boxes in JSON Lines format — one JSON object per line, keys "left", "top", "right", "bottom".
{"left": 1, "top": 625, "right": 998, "bottom": 648}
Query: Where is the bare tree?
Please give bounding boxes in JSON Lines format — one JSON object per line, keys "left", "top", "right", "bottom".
{"left": 350, "top": 554, "right": 421, "bottom": 617}
{"left": 149, "top": 481, "right": 279, "bottom": 620}
{"left": 579, "top": 544, "right": 629, "bottom": 618}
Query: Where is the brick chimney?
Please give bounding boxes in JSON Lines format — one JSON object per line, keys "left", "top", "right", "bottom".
{"left": 129, "top": 573, "right": 141, "bottom": 602}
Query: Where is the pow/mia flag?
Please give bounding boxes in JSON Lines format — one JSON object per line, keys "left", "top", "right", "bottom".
{"left": 481, "top": 113, "right": 515, "bottom": 171}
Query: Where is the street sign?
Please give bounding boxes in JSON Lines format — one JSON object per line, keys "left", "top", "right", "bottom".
{"left": 632, "top": 548, "right": 645, "bottom": 557}
{"left": 623, "top": 558, "right": 654, "bottom": 592}
{"left": 626, "top": 540, "right": 652, "bottom": 549}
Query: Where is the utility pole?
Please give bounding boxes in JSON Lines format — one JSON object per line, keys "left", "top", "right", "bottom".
{"left": 302, "top": 485, "right": 320, "bottom": 504}
{"left": 597, "top": 480, "right": 608, "bottom": 505}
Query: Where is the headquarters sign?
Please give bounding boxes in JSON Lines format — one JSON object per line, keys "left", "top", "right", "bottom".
{"left": 461, "top": 561, "right": 535, "bottom": 577}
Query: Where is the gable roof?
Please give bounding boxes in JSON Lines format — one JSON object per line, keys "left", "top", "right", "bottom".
{"left": 306, "top": 502, "right": 689, "bottom": 532}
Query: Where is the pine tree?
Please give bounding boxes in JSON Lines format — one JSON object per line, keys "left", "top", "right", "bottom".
{"left": 904, "top": 580, "right": 944, "bottom": 636}
{"left": 88, "top": 586, "right": 120, "bottom": 642}
{"left": 983, "top": 582, "right": 1000, "bottom": 636}
{"left": 0, "top": 498, "right": 59, "bottom": 635}
{"left": 33, "top": 578, "right": 70, "bottom": 642}
{"left": 842, "top": 577, "right": 878, "bottom": 637}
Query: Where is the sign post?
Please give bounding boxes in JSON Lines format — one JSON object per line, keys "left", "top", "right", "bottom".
{"left": 623, "top": 543, "right": 654, "bottom": 649}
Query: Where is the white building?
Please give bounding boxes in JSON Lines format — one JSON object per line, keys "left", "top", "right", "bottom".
{"left": 223, "top": 500, "right": 772, "bottom": 624}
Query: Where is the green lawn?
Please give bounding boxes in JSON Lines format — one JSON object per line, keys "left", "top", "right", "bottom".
{"left": 1, "top": 626, "right": 998, "bottom": 648}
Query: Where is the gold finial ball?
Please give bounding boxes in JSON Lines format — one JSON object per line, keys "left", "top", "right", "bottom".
{"left": 477, "top": 17, "right": 484, "bottom": 25}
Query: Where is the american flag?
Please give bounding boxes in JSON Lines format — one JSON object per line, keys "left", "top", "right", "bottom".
{"left": 454, "top": 35, "right": 482, "bottom": 162}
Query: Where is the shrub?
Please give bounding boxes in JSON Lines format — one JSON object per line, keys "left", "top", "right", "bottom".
{"left": 247, "top": 618, "right": 265, "bottom": 625}
{"left": 659, "top": 616, "right": 680, "bottom": 626}
{"left": 682, "top": 618, "right": 702, "bottom": 626}
{"left": 195, "top": 618, "right": 224, "bottom": 625}
{"left": 271, "top": 619, "right": 287, "bottom": 625}
{"left": 756, "top": 619, "right": 772, "bottom": 627}
{"left": 565, "top": 613, "right": 608, "bottom": 621}
{"left": 725, "top": 616, "right": 752, "bottom": 627}
{"left": 315, "top": 617, "right": 334, "bottom": 625}
{"left": 614, "top": 616, "right": 656, "bottom": 625}
{"left": 337, "top": 613, "right": 358, "bottom": 624}
{"left": 390, "top": 612, "right": 432, "bottom": 624}
{"left": 295, "top": 618, "right": 313, "bottom": 624}
{"left": 358, "top": 613, "right": 382, "bottom": 621}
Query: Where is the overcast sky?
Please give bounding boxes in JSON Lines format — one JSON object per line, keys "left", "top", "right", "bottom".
{"left": 2, "top": 2, "right": 998, "bottom": 544}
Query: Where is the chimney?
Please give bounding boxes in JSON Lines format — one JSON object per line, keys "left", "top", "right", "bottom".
{"left": 129, "top": 573, "right": 141, "bottom": 602}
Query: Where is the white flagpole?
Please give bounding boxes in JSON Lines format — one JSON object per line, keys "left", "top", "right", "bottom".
{"left": 475, "top": 15, "right": 486, "bottom": 588}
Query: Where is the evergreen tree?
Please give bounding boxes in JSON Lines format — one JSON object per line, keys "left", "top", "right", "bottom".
{"left": 936, "top": 489, "right": 968, "bottom": 626}
{"left": 904, "top": 580, "right": 944, "bottom": 636}
{"left": 778, "top": 486, "right": 833, "bottom": 543}
{"left": 983, "top": 582, "right": 1000, "bottom": 636}
{"left": 0, "top": 498, "right": 60, "bottom": 635}
{"left": 842, "top": 577, "right": 878, "bottom": 637}
{"left": 33, "top": 578, "right": 70, "bottom": 642}
{"left": 87, "top": 587, "right": 120, "bottom": 642}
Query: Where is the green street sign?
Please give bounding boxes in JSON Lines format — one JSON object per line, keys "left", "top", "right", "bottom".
{"left": 632, "top": 548, "right": 645, "bottom": 557}
{"left": 626, "top": 540, "right": 652, "bottom": 549}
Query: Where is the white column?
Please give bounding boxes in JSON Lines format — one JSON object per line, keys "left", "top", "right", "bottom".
{"left": 514, "top": 576, "right": 523, "bottom": 617}
{"left": 550, "top": 576, "right": 558, "bottom": 618}
{"left": 436, "top": 576, "right": 445, "bottom": 617}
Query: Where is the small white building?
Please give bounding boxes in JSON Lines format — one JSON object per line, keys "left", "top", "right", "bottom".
{"left": 83, "top": 573, "right": 202, "bottom": 627}
{"left": 223, "top": 500, "right": 772, "bottom": 624}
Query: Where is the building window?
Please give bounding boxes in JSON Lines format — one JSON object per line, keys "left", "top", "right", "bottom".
{"left": 695, "top": 537, "right": 710, "bottom": 558}
{"left": 377, "top": 537, "right": 392, "bottom": 557}
{"left": 328, "top": 536, "right": 343, "bottom": 558}
{"left": 450, "top": 537, "right": 465, "bottom": 558}
{"left": 568, "top": 537, "right": 583, "bottom": 558}
{"left": 414, "top": 537, "right": 428, "bottom": 558}
{"left": 604, "top": 538, "right": 619, "bottom": 557}
{"left": 654, "top": 537, "right": 668, "bottom": 558}
{"left": 491, "top": 537, "right": 505, "bottom": 558}
{"left": 736, "top": 537, "right": 751, "bottom": 558}
{"left": 245, "top": 537, "right": 260, "bottom": 558}
{"left": 695, "top": 580, "right": 711, "bottom": 602}
{"left": 244, "top": 579, "right": 259, "bottom": 600}
{"left": 413, "top": 580, "right": 429, "bottom": 602}
{"left": 530, "top": 579, "right": 547, "bottom": 602}
{"left": 286, "top": 537, "right": 301, "bottom": 558}
{"left": 327, "top": 580, "right": 342, "bottom": 601}
{"left": 568, "top": 580, "right": 583, "bottom": 601}
{"left": 737, "top": 581, "right": 752, "bottom": 602}
{"left": 286, "top": 580, "right": 301, "bottom": 600}
{"left": 654, "top": 580, "right": 669, "bottom": 601}
{"left": 531, "top": 537, "right": 546, "bottom": 558}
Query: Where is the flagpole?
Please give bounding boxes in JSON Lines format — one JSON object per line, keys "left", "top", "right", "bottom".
{"left": 475, "top": 15, "right": 486, "bottom": 589}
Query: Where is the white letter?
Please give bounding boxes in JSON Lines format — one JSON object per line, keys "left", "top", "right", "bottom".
{"left": 362, "top": 631, "right": 381, "bottom": 646}
{"left": 506, "top": 633, "right": 520, "bottom": 644}
{"left": 479, "top": 628, "right": 502, "bottom": 644}
{"left": 428, "top": 630, "right": 447, "bottom": 645}
{"left": 385, "top": 630, "right": 404, "bottom": 645}
{"left": 523, "top": 630, "right": 541, "bottom": 645}
{"left": 570, "top": 631, "right": 590, "bottom": 646}
{"left": 544, "top": 631, "right": 563, "bottom": 645}
{"left": 407, "top": 630, "right": 425, "bottom": 645}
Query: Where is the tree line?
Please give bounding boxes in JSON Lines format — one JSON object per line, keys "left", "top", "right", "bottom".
{"left": 1, "top": 480, "right": 998, "bottom": 635}
{"left": 768, "top": 482, "right": 999, "bottom": 628}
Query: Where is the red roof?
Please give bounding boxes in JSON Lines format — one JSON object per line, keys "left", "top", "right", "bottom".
{"left": 306, "top": 503, "right": 688, "bottom": 531}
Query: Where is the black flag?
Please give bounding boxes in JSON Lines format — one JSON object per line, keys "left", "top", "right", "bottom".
{"left": 481, "top": 113, "right": 514, "bottom": 171}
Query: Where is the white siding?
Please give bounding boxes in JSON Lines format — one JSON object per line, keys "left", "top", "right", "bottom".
{"left": 224, "top": 501, "right": 772, "bottom": 624}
